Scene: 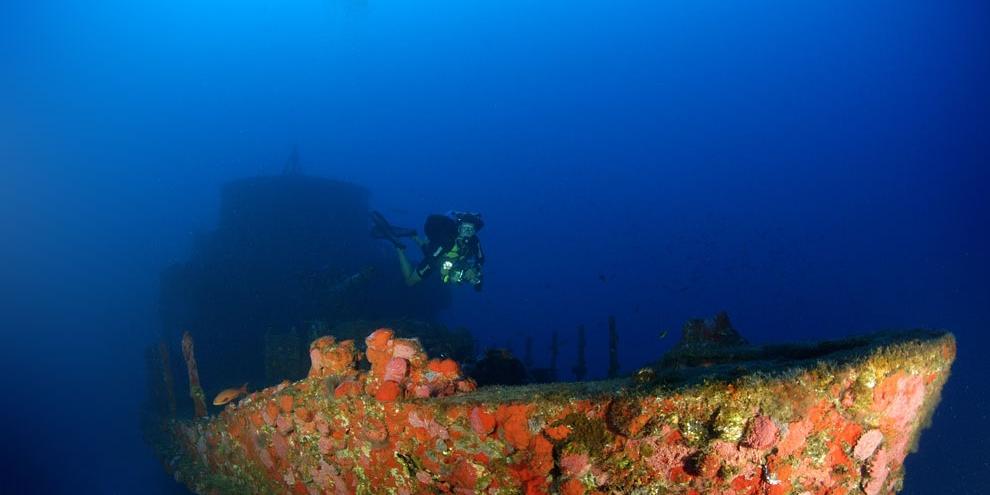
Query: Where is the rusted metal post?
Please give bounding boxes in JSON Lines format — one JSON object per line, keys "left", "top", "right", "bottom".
{"left": 181, "top": 331, "right": 207, "bottom": 418}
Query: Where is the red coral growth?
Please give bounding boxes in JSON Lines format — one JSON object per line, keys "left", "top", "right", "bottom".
{"left": 451, "top": 460, "right": 478, "bottom": 489}
{"left": 864, "top": 447, "right": 893, "bottom": 495}
{"left": 730, "top": 471, "right": 761, "bottom": 492}
{"left": 408, "top": 411, "right": 450, "bottom": 440}
{"left": 835, "top": 421, "right": 864, "bottom": 448}
{"left": 561, "top": 478, "right": 586, "bottom": 495}
{"left": 457, "top": 379, "right": 477, "bottom": 393}
{"left": 384, "top": 357, "right": 409, "bottom": 383}
{"left": 854, "top": 429, "right": 884, "bottom": 461}
{"left": 412, "top": 384, "right": 431, "bottom": 398}
{"left": 741, "top": 415, "right": 779, "bottom": 449}
{"left": 701, "top": 452, "right": 722, "bottom": 478}
{"left": 428, "top": 358, "right": 462, "bottom": 378}
{"left": 544, "top": 425, "right": 571, "bottom": 441}
{"left": 249, "top": 411, "right": 264, "bottom": 428}
{"left": 559, "top": 453, "right": 590, "bottom": 477}
{"left": 669, "top": 465, "right": 692, "bottom": 483}
{"left": 496, "top": 404, "right": 532, "bottom": 450}
{"left": 333, "top": 379, "right": 362, "bottom": 398}
{"left": 641, "top": 429, "right": 693, "bottom": 477}
{"left": 392, "top": 338, "right": 424, "bottom": 362}
{"left": 365, "top": 328, "right": 394, "bottom": 374}
{"left": 470, "top": 407, "right": 497, "bottom": 436}
{"left": 874, "top": 372, "right": 926, "bottom": 433}
{"left": 354, "top": 329, "right": 478, "bottom": 402}
{"left": 359, "top": 416, "right": 388, "bottom": 444}
{"left": 272, "top": 431, "right": 289, "bottom": 459}
{"left": 276, "top": 414, "right": 294, "bottom": 435}
{"left": 776, "top": 414, "right": 814, "bottom": 458}
{"left": 531, "top": 434, "right": 555, "bottom": 477}
{"left": 523, "top": 478, "right": 547, "bottom": 495}
{"left": 367, "top": 328, "right": 394, "bottom": 346}
{"left": 263, "top": 402, "right": 279, "bottom": 424}
{"left": 308, "top": 337, "right": 359, "bottom": 379}
{"left": 278, "top": 395, "right": 294, "bottom": 413}
{"left": 375, "top": 380, "right": 401, "bottom": 402}
{"left": 229, "top": 418, "right": 244, "bottom": 438}
{"left": 294, "top": 406, "right": 313, "bottom": 423}
{"left": 306, "top": 329, "right": 478, "bottom": 404}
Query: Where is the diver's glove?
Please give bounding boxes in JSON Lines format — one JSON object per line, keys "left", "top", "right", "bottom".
{"left": 465, "top": 268, "right": 483, "bottom": 292}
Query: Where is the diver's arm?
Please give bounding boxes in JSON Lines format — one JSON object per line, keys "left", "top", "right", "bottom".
{"left": 396, "top": 247, "right": 422, "bottom": 286}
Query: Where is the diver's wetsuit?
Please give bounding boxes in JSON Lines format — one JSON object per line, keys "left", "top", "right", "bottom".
{"left": 416, "top": 234, "right": 484, "bottom": 289}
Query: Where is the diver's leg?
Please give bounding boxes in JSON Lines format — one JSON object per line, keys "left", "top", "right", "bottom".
{"left": 396, "top": 247, "right": 421, "bottom": 286}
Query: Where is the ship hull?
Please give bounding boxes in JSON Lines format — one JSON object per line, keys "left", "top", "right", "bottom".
{"left": 148, "top": 329, "right": 954, "bottom": 495}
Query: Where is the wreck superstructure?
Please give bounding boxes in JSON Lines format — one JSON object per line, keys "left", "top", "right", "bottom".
{"left": 159, "top": 172, "right": 454, "bottom": 392}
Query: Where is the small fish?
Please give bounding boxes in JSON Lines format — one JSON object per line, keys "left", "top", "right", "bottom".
{"left": 658, "top": 329, "right": 668, "bottom": 340}
{"left": 762, "top": 465, "right": 781, "bottom": 485}
{"left": 598, "top": 273, "right": 607, "bottom": 283}
{"left": 213, "top": 383, "right": 248, "bottom": 406}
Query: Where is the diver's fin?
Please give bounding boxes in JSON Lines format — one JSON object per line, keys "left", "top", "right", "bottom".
{"left": 390, "top": 225, "right": 418, "bottom": 238}
{"left": 371, "top": 228, "right": 405, "bottom": 249}
{"left": 370, "top": 211, "right": 413, "bottom": 249}
{"left": 371, "top": 211, "right": 416, "bottom": 237}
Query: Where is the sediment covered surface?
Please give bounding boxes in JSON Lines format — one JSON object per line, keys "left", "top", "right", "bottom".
{"left": 147, "top": 328, "right": 954, "bottom": 495}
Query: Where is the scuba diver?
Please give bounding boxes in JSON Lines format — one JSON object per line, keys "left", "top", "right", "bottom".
{"left": 371, "top": 210, "right": 485, "bottom": 291}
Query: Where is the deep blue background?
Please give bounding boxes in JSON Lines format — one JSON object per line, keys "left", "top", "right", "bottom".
{"left": 1, "top": 1, "right": 987, "bottom": 493}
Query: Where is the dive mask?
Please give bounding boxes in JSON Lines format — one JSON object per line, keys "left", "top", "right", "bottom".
{"left": 457, "top": 222, "right": 476, "bottom": 238}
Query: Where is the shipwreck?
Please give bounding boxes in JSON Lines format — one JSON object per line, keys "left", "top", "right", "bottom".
{"left": 145, "top": 314, "right": 954, "bottom": 495}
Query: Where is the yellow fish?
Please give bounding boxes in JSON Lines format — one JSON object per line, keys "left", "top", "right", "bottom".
{"left": 212, "top": 383, "right": 248, "bottom": 406}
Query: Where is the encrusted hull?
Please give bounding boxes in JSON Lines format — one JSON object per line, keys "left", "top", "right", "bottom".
{"left": 148, "top": 329, "right": 954, "bottom": 495}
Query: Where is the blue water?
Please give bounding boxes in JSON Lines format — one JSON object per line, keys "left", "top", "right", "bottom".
{"left": 1, "top": 1, "right": 987, "bottom": 493}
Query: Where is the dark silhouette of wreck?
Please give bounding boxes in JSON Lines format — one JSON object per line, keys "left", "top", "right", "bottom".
{"left": 159, "top": 156, "right": 451, "bottom": 393}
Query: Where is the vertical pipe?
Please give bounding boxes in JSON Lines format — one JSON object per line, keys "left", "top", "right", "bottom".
{"left": 181, "top": 331, "right": 207, "bottom": 418}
